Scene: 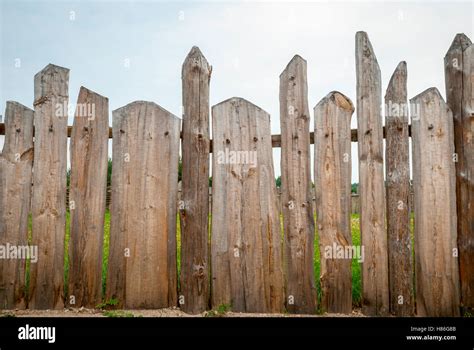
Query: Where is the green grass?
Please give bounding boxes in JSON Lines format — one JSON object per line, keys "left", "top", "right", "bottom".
{"left": 103, "top": 310, "right": 135, "bottom": 318}
{"left": 463, "top": 310, "right": 474, "bottom": 317}
{"left": 26, "top": 211, "right": 367, "bottom": 310}
{"left": 204, "top": 303, "right": 232, "bottom": 317}
{"left": 96, "top": 298, "right": 119, "bottom": 310}
{"left": 350, "top": 214, "right": 362, "bottom": 306}
{"left": 102, "top": 211, "right": 111, "bottom": 297}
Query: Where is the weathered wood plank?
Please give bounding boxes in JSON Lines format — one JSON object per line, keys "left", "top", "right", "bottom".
{"left": 411, "top": 87, "right": 460, "bottom": 317}
{"left": 106, "top": 101, "right": 180, "bottom": 308}
{"left": 67, "top": 87, "right": 109, "bottom": 308}
{"left": 444, "top": 33, "right": 474, "bottom": 312}
{"left": 314, "top": 91, "right": 354, "bottom": 314}
{"left": 29, "top": 64, "right": 69, "bottom": 310}
{"left": 0, "top": 101, "right": 34, "bottom": 309}
{"left": 355, "top": 31, "right": 389, "bottom": 316}
{"left": 279, "top": 55, "right": 316, "bottom": 314}
{"left": 211, "top": 97, "right": 284, "bottom": 313}
{"left": 385, "top": 62, "right": 414, "bottom": 316}
{"left": 179, "top": 47, "right": 211, "bottom": 314}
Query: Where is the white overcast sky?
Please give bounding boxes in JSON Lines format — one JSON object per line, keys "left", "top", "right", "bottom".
{"left": 1, "top": 0, "right": 473, "bottom": 182}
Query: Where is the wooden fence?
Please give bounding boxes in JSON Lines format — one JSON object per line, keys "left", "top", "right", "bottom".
{"left": 65, "top": 186, "right": 406, "bottom": 215}
{"left": 0, "top": 31, "right": 472, "bottom": 316}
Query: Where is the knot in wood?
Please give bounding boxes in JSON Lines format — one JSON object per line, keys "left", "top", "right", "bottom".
{"left": 193, "top": 264, "right": 205, "bottom": 278}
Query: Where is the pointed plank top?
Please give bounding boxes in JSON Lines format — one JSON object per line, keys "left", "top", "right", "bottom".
{"left": 36, "top": 63, "right": 70, "bottom": 75}
{"left": 6, "top": 100, "right": 33, "bottom": 112}
{"left": 356, "top": 31, "right": 379, "bottom": 64}
{"left": 410, "top": 87, "right": 445, "bottom": 105}
{"left": 280, "top": 54, "right": 306, "bottom": 77}
{"left": 185, "top": 46, "right": 204, "bottom": 60}
{"left": 385, "top": 61, "right": 407, "bottom": 103}
{"left": 34, "top": 63, "right": 69, "bottom": 102}
{"left": 392, "top": 61, "right": 407, "bottom": 75}
{"left": 113, "top": 100, "right": 179, "bottom": 121}
{"left": 445, "top": 33, "right": 472, "bottom": 57}
{"left": 212, "top": 97, "right": 268, "bottom": 113}
{"left": 182, "top": 46, "right": 211, "bottom": 76}
{"left": 314, "top": 91, "right": 354, "bottom": 113}
{"left": 3, "top": 101, "right": 34, "bottom": 151}
{"left": 78, "top": 86, "right": 109, "bottom": 101}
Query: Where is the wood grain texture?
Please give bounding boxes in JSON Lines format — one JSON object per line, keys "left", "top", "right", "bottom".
{"left": 211, "top": 97, "right": 284, "bottom": 313}
{"left": 444, "top": 33, "right": 474, "bottom": 312}
{"left": 385, "top": 62, "right": 414, "bottom": 316}
{"left": 0, "top": 102, "right": 34, "bottom": 310}
{"left": 179, "top": 47, "right": 211, "bottom": 314}
{"left": 29, "top": 64, "right": 69, "bottom": 310}
{"left": 355, "top": 31, "right": 389, "bottom": 316}
{"left": 68, "top": 87, "right": 109, "bottom": 308}
{"left": 106, "top": 101, "right": 180, "bottom": 308}
{"left": 314, "top": 91, "right": 354, "bottom": 314}
{"left": 279, "top": 55, "right": 316, "bottom": 314}
{"left": 411, "top": 88, "right": 460, "bottom": 317}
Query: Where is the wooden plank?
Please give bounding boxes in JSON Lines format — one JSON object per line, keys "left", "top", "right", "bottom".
{"left": 279, "top": 55, "right": 316, "bottom": 314}
{"left": 444, "top": 33, "right": 474, "bottom": 312}
{"left": 314, "top": 91, "right": 354, "bottom": 314}
{"left": 0, "top": 101, "right": 34, "bottom": 309}
{"left": 355, "top": 31, "right": 389, "bottom": 316}
{"left": 179, "top": 47, "right": 211, "bottom": 314}
{"left": 106, "top": 101, "right": 180, "bottom": 308}
{"left": 385, "top": 62, "right": 414, "bottom": 316}
{"left": 211, "top": 97, "right": 284, "bottom": 313}
{"left": 29, "top": 64, "right": 69, "bottom": 310}
{"left": 411, "top": 87, "right": 460, "bottom": 316}
{"left": 67, "top": 87, "right": 109, "bottom": 308}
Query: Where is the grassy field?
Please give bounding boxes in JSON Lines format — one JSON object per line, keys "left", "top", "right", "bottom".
{"left": 53, "top": 211, "right": 363, "bottom": 310}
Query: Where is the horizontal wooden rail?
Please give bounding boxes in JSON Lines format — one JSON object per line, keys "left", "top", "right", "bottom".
{"left": 0, "top": 123, "right": 413, "bottom": 151}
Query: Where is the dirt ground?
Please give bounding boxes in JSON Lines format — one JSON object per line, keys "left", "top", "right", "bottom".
{"left": 1, "top": 307, "right": 365, "bottom": 318}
